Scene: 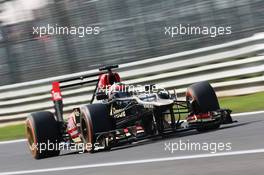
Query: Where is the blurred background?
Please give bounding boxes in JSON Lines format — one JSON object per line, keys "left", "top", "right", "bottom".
{"left": 0, "top": 0, "right": 263, "bottom": 85}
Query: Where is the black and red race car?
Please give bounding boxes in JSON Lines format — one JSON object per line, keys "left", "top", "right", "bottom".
{"left": 26, "top": 65, "right": 235, "bottom": 159}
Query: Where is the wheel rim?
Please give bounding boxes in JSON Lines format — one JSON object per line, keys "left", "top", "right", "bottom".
{"left": 26, "top": 119, "right": 38, "bottom": 157}
{"left": 26, "top": 126, "right": 34, "bottom": 146}
{"left": 80, "top": 109, "right": 93, "bottom": 149}
{"left": 81, "top": 117, "right": 88, "bottom": 142}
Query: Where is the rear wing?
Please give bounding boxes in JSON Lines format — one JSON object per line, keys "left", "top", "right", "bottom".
{"left": 51, "top": 65, "right": 119, "bottom": 121}
{"left": 51, "top": 72, "right": 102, "bottom": 122}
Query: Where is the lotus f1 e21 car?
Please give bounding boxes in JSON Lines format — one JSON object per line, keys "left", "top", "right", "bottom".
{"left": 26, "top": 65, "right": 235, "bottom": 159}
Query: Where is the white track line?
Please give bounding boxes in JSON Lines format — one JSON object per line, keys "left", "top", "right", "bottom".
{"left": 0, "top": 110, "right": 264, "bottom": 145}
{"left": 0, "top": 139, "right": 26, "bottom": 145}
{"left": 232, "top": 110, "right": 264, "bottom": 117}
{"left": 0, "top": 148, "right": 264, "bottom": 175}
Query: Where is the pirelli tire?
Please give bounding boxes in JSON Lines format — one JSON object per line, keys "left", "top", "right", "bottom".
{"left": 186, "top": 81, "right": 221, "bottom": 132}
{"left": 25, "top": 111, "right": 61, "bottom": 159}
{"left": 80, "top": 103, "right": 114, "bottom": 152}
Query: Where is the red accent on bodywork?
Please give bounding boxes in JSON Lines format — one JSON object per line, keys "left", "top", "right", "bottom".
{"left": 67, "top": 114, "right": 80, "bottom": 139}
{"left": 136, "top": 125, "right": 143, "bottom": 130}
{"left": 123, "top": 128, "right": 129, "bottom": 133}
{"left": 187, "top": 112, "right": 212, "bottom": 122}
{"left": 114, "top": 73, "right": 121, "bottom": 82}
{"left": 51, "top": 81, "right": 62, "bottom": 101}
{"left": 98, "top": 72, "right": 121, "bottom": 89}
{"left": 98, "top": 74, "right": 108, "bottom": 89}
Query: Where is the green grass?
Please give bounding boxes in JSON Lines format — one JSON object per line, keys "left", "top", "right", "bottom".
{"left": 0, "top": 124, "right": 25, "bottom": 141}
{"left": 219, "top": 91, "right": 264, "bottom": 113}
{"left": 0, "top": 92, "right": 264, "bottom": 141}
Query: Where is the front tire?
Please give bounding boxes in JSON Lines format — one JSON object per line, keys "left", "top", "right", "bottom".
{"left": 186, "top": 81, "right": 221, "bottom": 131}
{"left": 25, "top": 111, "right": 61, "bottom": 159}
{"left": 80, "top": 104, "right": 114, "bottom": 152}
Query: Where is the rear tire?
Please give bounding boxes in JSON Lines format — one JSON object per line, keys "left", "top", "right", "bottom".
{"left": 186, "top": 81, "right": 221, "bottom": 131}
{"left": 25, "top": 111, "right": 61, "bottom": 159}
{"left": 80, "top": 104, "right": 114, "bottom": 152}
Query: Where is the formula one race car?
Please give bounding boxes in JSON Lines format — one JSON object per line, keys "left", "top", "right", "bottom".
{"left": 26, "top": 65, "right": 235, "bottom": 159}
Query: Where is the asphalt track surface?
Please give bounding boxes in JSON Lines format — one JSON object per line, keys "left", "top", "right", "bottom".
{"left": 0, "top": 112, "right": 264, "bottom": 175}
